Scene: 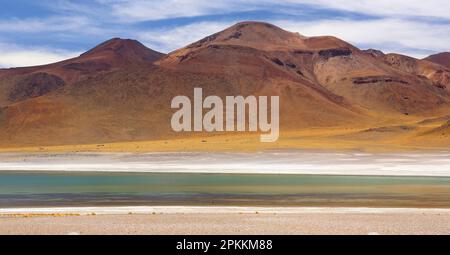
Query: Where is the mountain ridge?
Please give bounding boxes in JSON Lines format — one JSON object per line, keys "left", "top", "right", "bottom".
{"left": 424, "top": 52, "right": 450, "bottom": 69}
{"left": 0, "top": 21, "right": 449, "bottom": 149}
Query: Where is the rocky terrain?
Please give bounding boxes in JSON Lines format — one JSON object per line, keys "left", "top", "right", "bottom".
{"left": 0, "top": 21, "right": 449, "bottom": 150}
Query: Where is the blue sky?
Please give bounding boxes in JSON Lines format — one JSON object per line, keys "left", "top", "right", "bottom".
{"left": 0, "top": 0, "right": 449, "bottom": 67}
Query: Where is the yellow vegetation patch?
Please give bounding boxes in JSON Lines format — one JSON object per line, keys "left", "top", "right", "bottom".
{"left": 0, "top": 213, "right": 81, "bottom": 218}
{"left": 0, "top": 120, "right": 448, "bottom": 153}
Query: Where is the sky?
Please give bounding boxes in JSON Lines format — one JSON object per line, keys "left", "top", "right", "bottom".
{"left": 0, "top": 0, "right": 449, "bottom": 67}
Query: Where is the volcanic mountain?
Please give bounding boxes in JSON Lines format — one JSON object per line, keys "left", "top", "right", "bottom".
{"left": 365, "top": 51, "right": 450, "bottom": 93}
{"left": 0, "top": 38, "right": 164, "bottom": 106}
{"left": 424, "top": 52, "right": 450, "bottom": 69}
{"left": 0, "top": 21, "right": 449, "bottom": 150}
{"left": 158, "top": 22, "right": 449, "bottom": 116}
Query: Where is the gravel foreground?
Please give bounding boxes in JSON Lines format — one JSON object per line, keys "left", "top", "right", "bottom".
{"left": 1, "top": 212, "right": 449, "bottom": 235}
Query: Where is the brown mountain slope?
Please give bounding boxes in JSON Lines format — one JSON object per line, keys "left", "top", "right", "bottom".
{"left": 380, "top": 53, "right": 450, "bottom": 92}
{"left": 311, "top": 47, "right": 450, "bottom": 116}
{"left": 0, "top": 66, "right": 234, "bottom": 146}
{"left": 0, "top": 38, "right": 164, "bottom": 106}
{"left": 0, "top": 21, "right": 449, "bottom": 149}
{"left": 424, "top": 52, "right": 450, "bottom": 69}
{"left": 159, "top": 21, "right": 449, "bottom": 116}
{"left": 157, "top": 22, "right": 365, "bottom": 129}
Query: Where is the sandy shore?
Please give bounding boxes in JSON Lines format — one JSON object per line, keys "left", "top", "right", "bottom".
{"left": 0, "top": 206, "right": 449, "bottom": 235}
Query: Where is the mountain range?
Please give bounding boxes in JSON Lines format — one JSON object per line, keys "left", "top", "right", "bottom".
{"left": 0, "top": 21, "right": 449, "bottom": 151}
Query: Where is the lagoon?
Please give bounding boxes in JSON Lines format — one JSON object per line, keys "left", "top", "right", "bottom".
{"left": 0, "top": 171, "right": 448, "bottom": 208}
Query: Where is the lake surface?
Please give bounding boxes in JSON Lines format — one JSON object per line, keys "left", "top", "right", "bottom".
{"left": 0, "top": 171, "right": 449, "bottom": 208}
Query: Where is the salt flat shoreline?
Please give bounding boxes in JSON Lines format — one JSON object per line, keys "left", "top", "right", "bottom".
{"left": 1, "top": 206, "right": 449, "bottom": 215}
{"left": 1, "top": 206, "right": 449, "bottom": 235}
{"left": 2, "top": 152, "right": 448, "bottom": 235}
{"left": 0, "top": 151, "right": 449, "bottom": 176}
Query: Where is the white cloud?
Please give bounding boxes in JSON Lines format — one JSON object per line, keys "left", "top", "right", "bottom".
{"left": 109, "top": 0, "right": 228, "bottom": 22}
{"left": 0, "top": 44, "right": 80, "bottom": 68}
{"left": 105, "top": 0, "right": 266, "bottom": 22}
{"left": 274, "top": 18, "right": 450, "bottom": 58}
{"left": 283, "top": 0, "right": 450, "bottom": 20}
{"left": 136, "top": 21, "right": 234, "bottom": 53}
{"left": 105, "top": 0, "right": 450, "bottom": 22}
{"left": 0, "top": 16, "right": 112, "bottom": 35}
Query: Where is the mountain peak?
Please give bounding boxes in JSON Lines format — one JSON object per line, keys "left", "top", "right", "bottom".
{"left": 363, "top": 49, "right": 385, "bottom": 58}
{"left": 181, "top": 21, "right": 309, "bottom": 52}
{"left": 81, "top": 38, "right": 165, "bottom": 62}
{"left": 424, "top": 52, "right": 450, "bottom": 69}
{"left": 230, "top": 21, "right": 288, "bottom": 32}
{"left": 82, "top": 38, "right": 139, "bottom": 54}
{"left": 179, "top": 21, "right": 355, "bottom": 54}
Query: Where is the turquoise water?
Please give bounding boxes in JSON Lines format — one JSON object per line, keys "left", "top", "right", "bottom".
{"left": 0, "top": 171, "right": 449, "bottom": 208}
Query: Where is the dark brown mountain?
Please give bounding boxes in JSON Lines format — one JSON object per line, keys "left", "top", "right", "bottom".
{"left": 384, "top": 53, "right": 450, "bottom": 91}
{"left": 0, "top": 22, "right": 449, "bottom": 148}
{"left": 424, "top": 52, "right": 450, "bottom": 69}
{"left": 158, "top": 22, "right": 365, "bottom": 129}
{"left": 158, "top": 21, "right": 450, "bottom": 117}
{"left": 0, "top": 38, "right": 164, "bottom": 106}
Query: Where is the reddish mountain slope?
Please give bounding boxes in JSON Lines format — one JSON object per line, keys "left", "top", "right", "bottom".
{"left": 159, "top": 22, "right": 449, "bottom": 116}
{"left": 0, "top": 38, "right": 164, "bottom": 106}
{"left": 158, "top": 22, "right": 366, "bottom": 129}
{"left": 0, "top": 22, "right": 449, "bottom": 148}
{"left": 380, "top": 53, "right": 450, "bottom": 92}
{"left": 424, "top": 52, "right": 450, "bottom": 69}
